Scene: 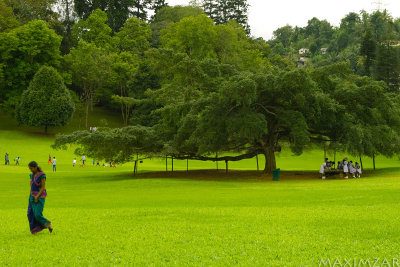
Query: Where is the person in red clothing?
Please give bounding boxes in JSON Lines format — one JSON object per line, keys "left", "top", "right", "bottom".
{"left": 47, "top": 154, "right": 51, "bottom": 164}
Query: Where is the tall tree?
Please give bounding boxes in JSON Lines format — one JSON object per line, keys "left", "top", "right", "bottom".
{"left": 116, "top": 17, "right": 151, "bottom": 54}
{"left": 375, "top": 42, "right": 400, "bottom": 92}
{"left": 0, "top": 0, "right": 19, "bottom": 32}
{"left": 0, "top": 20, "right": 61, "bottom": 103}
{"left": 150, "top": 4, "right": 203, "bottom": 47}
{"left": 201, "top": 0, "right": 250, "bottom": 34}
{"left": 73, "top": 0, "right": 135, "bottom": 32}
{"left": 54, "top": 0, "right": 76, "bottom": 54}
{"left": 151, "top": 0, "right": 167, "bottom": 17}
{"left": 4, "top": 0, "right": 57, "bottom": 23}
{"left": 16, "top": 66, "right": 75, "bottom": 133}
{"left": 360, "top": 27, "right": 376, "bottom": 77}
{"left": 72, "top": 9, "right": 113, "bottom": 49}
{"left": 132, "top": 0, "right": 152, "bottom": 21}
{"left": 65, "top": 41, "right": 113, "bottom": 128}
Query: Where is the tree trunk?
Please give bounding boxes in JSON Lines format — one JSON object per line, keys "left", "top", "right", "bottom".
{"left": 165, "top": 156, "right": 168, "bottom": 172}
{"left": 187, "top": 158, "right": 189, "bottom": 172}
{"left": 172, "top": 156, "right": 174, "bottom": 172}
{"left": 333, "top": 150, "right": 336, "bottom": 168}
{"left": 85, "top": 100, "right": 89, "bottom": 129}
{"left": 373, "top": 153, "right": 376, "bottom": 170}
{"left": 256, "top": 155, "right": 259, "bottom": 171}
{"left": 225, "top": 160, "right": 228, "bottom": 174}
{"left": 133, "top": 160, "right": 137, "bottom": 176}
{"left": 216, "top": 152, "right": 218, "bottom": 170}
{"left": 263, "top": 146, "right": 276, "bottom": 174}
{"left": 359, "top": 156, "right": 363, "bottom": 171}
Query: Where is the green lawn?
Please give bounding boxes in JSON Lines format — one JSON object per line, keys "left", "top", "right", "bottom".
{"left": 1, "top": 114, "right": 400, "bottom": 265}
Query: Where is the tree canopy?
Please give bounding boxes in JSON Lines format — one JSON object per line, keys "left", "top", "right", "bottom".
{"left": 16, "top": 66, "right": 75, "bottom": 133}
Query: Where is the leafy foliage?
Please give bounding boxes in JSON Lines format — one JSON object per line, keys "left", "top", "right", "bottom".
{"left": 16, "top": 66, "right": 75, "bottom": 132}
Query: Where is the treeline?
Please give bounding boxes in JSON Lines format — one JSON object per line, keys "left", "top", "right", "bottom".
{"left": 2, "top": 1, "right": 400, "bottom": 173}
{"left": 269, "top": 11, "right": 400, "bottom": 91}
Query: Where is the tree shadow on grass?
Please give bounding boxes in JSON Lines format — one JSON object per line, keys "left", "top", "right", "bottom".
{"left": 102, "top": 169, "right": 324, "bottom": 183}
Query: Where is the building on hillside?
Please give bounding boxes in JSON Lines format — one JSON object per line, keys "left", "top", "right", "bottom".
{"left": 299, "top": 48, "right": 310, "bottom": 55}
{"left": 297, "top": 57, "right": 309, "bottom": 68}
{"left": 321, "top": 48, "right": 328, "bottom": 55}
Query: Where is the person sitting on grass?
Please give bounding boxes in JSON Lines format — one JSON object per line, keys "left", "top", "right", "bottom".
{"left": 96, "top": 160, "right": 100, "bottom": 166}
{"left": 337, "top": 161, "right": 343, "bottom": 170}
{"left": 355, "top": 162, "right": 362, "bottom": 178}
{"left": 27, "top": 161, "right": 53, "bottom": 234}
{"left": 319, "top": 161, "right": 327, "bottom": 179}
{"left": 343, "top": 158, "right": 349, "bottom": 179}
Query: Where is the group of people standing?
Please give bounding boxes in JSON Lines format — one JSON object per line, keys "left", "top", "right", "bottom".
{"left": 320, "top": 157, "right": 362, "bottom": 179}
{"left": 337, "top": 158, "right": 362, "bottom": 179}
{"left": 4, "top": 153, "right": 20, "bottom": 165}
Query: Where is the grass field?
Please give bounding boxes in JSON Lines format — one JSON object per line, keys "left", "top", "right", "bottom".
{"left": 1, "top": 110, "right": 400, "bottom": 266}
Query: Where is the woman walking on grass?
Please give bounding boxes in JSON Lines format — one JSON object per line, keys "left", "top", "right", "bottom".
{"left": 27, "top": 161, "right": 53, "bottom": 234}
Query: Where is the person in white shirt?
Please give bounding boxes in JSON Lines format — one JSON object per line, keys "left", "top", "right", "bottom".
{"left": 81, "top": 155, "right": 86, "bottom": 165}
{"left": 52, "top": 157, "right": 57, "bottom": 172}
{"left": 349, "top": 161, "right": 356, "bottom": 178}
{"left": 319, "top": 162, "right": 327, "bottom": 179}
{"left": 73, "top": 158, "right": 77, "bottom": 167}
{"left": 343, "top": 158, "right": 349, "bottom": 179}
{"left": 355, "top": 162, "right": 362, "bottom": 178}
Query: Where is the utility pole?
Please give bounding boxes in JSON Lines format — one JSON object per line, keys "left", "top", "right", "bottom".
{"left": 372, "top": 0, "right": 387, "bottom": 12}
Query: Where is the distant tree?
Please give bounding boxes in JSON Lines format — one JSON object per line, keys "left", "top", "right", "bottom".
{"left": 150, "top": 5, "right": 203, "bottom": 47}
{"left": 116, "top": 17, "right": 151, "bottom": 54}
{"left": 360, "top": 27, "right": 376, "bottom": 76}
{"left": 0, "top": 20, "right": 61, "bottom": 103}
{"left": 54, "top": 0, "right": 76, "bottom": 54}
{"left": 161, "top": 14, "right": 217, "bottom": 59}
{"left": 73, "top": 0, "right": 135, "bottom": 32}
{"left": 65, "top": 41, "right": 113, "bottom": 128}
{"left": 0, "top": 0, "right": 19, "bottom": 32}
{"left": 4, "top": 0, "right": 57, "bottom": 23}
{"left": 109, "top": 51, "right": 139, "bottom": 125}
{"left": 16, "top": 66, "right": 75, "bottom": 133}
{"left": 151, "top": 0, "right": 167, "bottom": 17}
{"left": 72, "top": 9, "right": 113, "bottom": 49}
{"left": 112, "top": 95, "right": 139, "bottom": 126}
{"left": 201, "top": 0, "right": 250, "bottom": 33}
{"left": 272, "top": 25, "right": 293, "bottom": 48}
{"left": 201, "top": 0, "right": 218, "bottom": 22}
{"left": 132, "top": 0, "right": 152, "bottom": 21}
{"left": 375, "top": 42, "right": 400, "bottom": 92}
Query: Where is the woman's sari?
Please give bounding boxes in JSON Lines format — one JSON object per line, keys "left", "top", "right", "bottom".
{"left": 27, "top": 172, "right": 50, "bottom": 234}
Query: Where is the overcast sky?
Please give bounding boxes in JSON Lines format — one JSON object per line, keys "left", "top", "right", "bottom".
{"left": 167, "top": 0, "right": 400, "bottom": 40}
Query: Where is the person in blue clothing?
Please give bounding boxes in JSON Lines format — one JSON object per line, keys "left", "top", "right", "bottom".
{"left": 27, "top": 161, "right": 53, "bottom": 234}
{"left": 52, "top": 157, "right": 57, "bottom": 172}
{"left": 5, "top": 153, "right": 10, "bottom": 165}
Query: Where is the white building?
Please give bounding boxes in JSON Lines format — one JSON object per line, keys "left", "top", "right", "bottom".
{"left": 299, "top": 48, "right": 310, "bottom": 55}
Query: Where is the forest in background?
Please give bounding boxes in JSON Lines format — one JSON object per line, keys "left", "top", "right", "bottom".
{"left": 2, "top": 0, "right": 400, "bottom": 172}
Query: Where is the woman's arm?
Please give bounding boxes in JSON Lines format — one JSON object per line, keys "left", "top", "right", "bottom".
{"left": 34, "top": 178, "right": 46, "bottom": 203}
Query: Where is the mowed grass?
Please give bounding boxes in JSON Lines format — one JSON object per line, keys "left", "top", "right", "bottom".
{"left": 1, "top": 120, "right": 400, "bottom": 264}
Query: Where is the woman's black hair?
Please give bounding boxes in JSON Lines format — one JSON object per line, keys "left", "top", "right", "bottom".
{"left": 28, "top": 161, "right": 43, "bottom": 173}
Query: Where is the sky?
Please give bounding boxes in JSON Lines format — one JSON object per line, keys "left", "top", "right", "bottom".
{"left": 167, "top": 0, "right": 400, "bottom": 40}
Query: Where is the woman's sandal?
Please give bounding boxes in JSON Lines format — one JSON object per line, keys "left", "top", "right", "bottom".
{"left": 45, "top": 221, "right": 53, "bottom": 233}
